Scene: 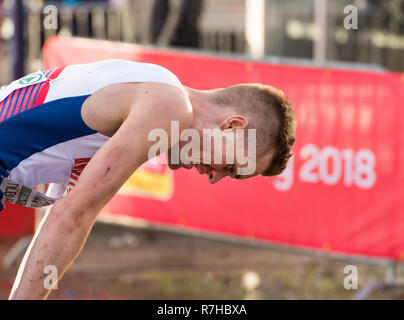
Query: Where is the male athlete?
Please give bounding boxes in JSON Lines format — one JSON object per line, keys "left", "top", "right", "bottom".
{"left": 0, "top": 59, "right": 296, "bottom": 299}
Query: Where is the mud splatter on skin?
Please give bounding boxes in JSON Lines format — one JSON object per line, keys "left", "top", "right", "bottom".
{"left": 104, "top": 166, "right": 111, "bottom": 176}
{"left": 73, "top": 208, "right": 87, "bottom": 224}
{"left": 103, "top": 167, "right": 113, "bottom": 184}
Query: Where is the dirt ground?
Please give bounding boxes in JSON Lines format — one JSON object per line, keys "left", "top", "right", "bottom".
{"left": 1, "top": 222, "right": 403, "bottom": 300}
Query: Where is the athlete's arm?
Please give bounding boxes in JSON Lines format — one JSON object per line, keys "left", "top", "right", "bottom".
{"left": 9, "top": 83, "right": 192, "bottom": 300}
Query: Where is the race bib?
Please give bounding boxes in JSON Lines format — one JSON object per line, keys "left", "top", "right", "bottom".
{"left": 0, "top": 70, "right": 47, "bottom": 104}
{"left": 0, "top": 178, "right": 59, "bottom": 208}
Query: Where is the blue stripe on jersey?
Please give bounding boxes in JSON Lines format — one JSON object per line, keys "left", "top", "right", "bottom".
{"left": 0, "top": 95, "right": 96, "bottom": 171}
{"left": 31, "top": 81, "right": 46, "bottom": 108}
{"left": 8, "top": 86, "right": 24, "bottom": 118}
{"left": 2, "top": 90, "right": 17, "bottom": 121}
{"left": 21, "top": 83, "right": 37, "bottom": 113}
{"left": 0, "top": 94, "right": 11, "bottom": 120}
{"left": 15, "top": 85, "right": 31, "bottom": 115}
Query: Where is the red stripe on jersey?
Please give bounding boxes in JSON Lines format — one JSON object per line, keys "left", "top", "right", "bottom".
{"left": 0, "top": 66, "right": 66, "bottom": 120}
{"left": 12, "top": 86, "right": 28, "bottom": 116}
{"left": 0, "top": 94, "right": 12, "bottom": 122}
{"left": 26, "top": 83, "right": 42, "bottom": 110}
{"left": 67, "top": 158, "right": 92, "bottom": 192}
{"left": 18, "top": 84, "right": 35, "bottom": 114}
{"left": 5, "top": 90, "right": 21, "bottom": 119}
{"left": 28, "top": 66, "right": 65, "bottom": 109}
{"left": 30, "top": 81, "right": 50, "bottom": 109}
{"left": 47, "top": 66, "right": 65, "bottom": 80}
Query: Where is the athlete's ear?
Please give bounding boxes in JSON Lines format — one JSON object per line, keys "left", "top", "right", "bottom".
{"left": 219, "top": 115, "right": 248, "bottom": 130}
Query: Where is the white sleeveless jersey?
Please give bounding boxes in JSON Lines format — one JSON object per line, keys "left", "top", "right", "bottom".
{"left": 0, "top": 59, "right": 184, "bottom": 199}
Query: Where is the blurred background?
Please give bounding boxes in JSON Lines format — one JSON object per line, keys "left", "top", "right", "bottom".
{"left": 0, "top": 0, "right": 404, "bottom": 300}
{"left": 1, "top": 0, "right": 404, "bottom": 82}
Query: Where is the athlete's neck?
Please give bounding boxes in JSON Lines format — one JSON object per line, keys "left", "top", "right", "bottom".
{"left": 183, "top": 87, "right": 233, "bottom": 131}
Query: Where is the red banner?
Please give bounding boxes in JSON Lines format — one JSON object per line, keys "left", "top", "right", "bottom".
{"left": 0, "top": 204, "right": 34, "bottom": 237}
{"left": 43, "top": 36, "right": 404, "bottom": 261}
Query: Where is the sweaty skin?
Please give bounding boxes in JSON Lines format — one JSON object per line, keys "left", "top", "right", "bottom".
{"left": 8, "top": 82, "right": 192, "bottom": 300}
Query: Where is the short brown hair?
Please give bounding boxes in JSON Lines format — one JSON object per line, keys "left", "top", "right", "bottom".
{"left": 213, "top": 83, "right": 296, "bottom": 176}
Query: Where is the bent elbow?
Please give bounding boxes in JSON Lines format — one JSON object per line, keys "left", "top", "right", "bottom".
{"left": 49, "top": 199, "right": 97, "bottom": 234}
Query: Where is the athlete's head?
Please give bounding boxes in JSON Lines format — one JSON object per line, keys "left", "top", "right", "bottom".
{"left": 168, "top": 83, "right": 297, "bottom": 184}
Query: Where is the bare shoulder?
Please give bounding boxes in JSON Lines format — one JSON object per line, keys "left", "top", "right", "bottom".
{"left": 127, "top": 82, "right": 194, "bottom": 151}
{"left": 82, "top": 82, "right": 192, "bottom": 137}
{"left": 65, "top": 82, "right": 192, "bottom": 213}
{"left": 133, "top": 82, "right": 192, "bottom": 120}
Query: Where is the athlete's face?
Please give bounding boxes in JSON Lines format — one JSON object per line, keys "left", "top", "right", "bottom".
{"left": 168, "top": 124, "right": 273, "bottom": 184}
{"left": 185, "top": 141, "right": 272, "bottom": 184}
